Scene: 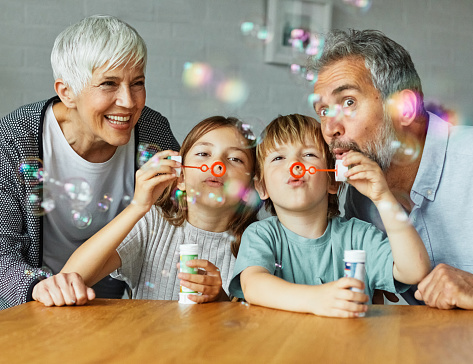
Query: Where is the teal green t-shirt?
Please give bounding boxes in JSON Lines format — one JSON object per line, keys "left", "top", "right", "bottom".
{"left": 229, "top": 216, "right": 409, "bottom": 301}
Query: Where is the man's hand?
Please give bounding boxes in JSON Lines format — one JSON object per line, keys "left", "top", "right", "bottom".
{"left": 415, "top": 264, "right": 473, "bottom": 310}
{"left": 32, "top": 272, "right": 95, "bottom": 307}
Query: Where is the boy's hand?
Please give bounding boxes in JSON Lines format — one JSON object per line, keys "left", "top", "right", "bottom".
{"left": 342, "top": 151, "right": 390, "bottom": 203}
{"left": 309, "top": 277, "right": 369, "bottom": 318}
{"left": 133, "top": 150, "right": 180, "bottom": 212}
{"left": 177, "top": 260, "right": 227, "bottom": 303}
{"left": 32, "top": 272, "right": 95, "bottom": 307}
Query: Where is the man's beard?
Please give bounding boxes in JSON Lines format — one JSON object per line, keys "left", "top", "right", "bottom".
{"left": 329, "top": 114, "right": 397, "bottom": 172}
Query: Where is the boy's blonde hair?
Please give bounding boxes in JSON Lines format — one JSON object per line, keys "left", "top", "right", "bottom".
{"left": 156, "top": 116, "right": 260, "bottom": 257}
{"left": 256, "top": 114, "right": 339, "bottom": 218}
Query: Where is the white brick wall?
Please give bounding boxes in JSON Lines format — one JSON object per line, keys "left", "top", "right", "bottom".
{"left": 0, "top": 0, "right": 472, "bottom": 143}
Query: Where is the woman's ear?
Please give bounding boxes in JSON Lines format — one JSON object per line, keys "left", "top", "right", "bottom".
{"left": 255, "top": 178, "right": 269, "bottom": 200}
{"left": 54, "top": 79, "right": 77, "bottom": 109}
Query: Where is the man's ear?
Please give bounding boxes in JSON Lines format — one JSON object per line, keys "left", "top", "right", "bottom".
{"left": 54, "top": 79, "right": 77, "bottom": 109}
{"left": 254, "top": 178, "right": 269, "bottom": 201}
{"left": 387, "top": 89, "right": 419, "bottom": 130}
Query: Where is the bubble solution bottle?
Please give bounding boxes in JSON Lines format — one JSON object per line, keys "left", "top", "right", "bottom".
{"left": 344, "top": 250, "right": 366, "bottom": 317}
{"left": 179, "top": 244, "right": 199, "bottom": 304}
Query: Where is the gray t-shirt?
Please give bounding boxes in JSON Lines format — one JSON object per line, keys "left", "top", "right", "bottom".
{"left": 111, "top": 206, "right": 236, "bottom": 300}
{"left": 230, "top": 216, "right": 409, "bottom": 300}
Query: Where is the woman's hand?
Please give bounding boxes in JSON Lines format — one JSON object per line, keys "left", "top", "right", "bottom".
{"left": 342, "top": 151, "right": 390, "bottom": 203}
{"left": 32, "top": 272, "right": 95, "bottom": 307}
{"left": 177, "top": 260, "right": 228, "bottom": 303}
{"left": 133, "top": 150, "right": 180, "bottom": 213}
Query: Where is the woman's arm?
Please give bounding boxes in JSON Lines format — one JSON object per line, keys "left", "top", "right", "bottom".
{"left": 33, "top": 150, "right": 180, "bottom": 306}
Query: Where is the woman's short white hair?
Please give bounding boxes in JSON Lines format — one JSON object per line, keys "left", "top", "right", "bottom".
{"left": 51, "top": 15, "right": 147, "bottom": 96}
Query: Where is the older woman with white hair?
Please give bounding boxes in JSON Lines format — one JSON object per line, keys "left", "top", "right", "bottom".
{"left": 0, "top": 15, "right": 179, "bottom": 309}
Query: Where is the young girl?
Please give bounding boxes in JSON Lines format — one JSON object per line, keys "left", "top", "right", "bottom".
{"left": 32, "top": 116, "right": 259, "bottom": 306}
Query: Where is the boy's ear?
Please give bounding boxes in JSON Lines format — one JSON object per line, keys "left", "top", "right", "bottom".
{"left": 54, "top": 79, "right": 77, "bottom": 109}
{"left": 254, "top": 178, "right": 269, "bottom": 200}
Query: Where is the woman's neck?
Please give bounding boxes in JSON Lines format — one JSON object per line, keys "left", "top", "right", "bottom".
{"left": 52, "top": 102, "right": 117, "bottom": 163}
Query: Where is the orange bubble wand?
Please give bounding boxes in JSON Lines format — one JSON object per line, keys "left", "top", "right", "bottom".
{"left": 182, "top": 161, "right": 226, "bottom": 177}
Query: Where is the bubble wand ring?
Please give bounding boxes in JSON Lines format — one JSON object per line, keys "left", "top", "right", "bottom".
{"left": 183, "top": 161, "right": 226, "bottom": 177}
{"left": 290, "top": 162, "right": 337, "bottom": 179}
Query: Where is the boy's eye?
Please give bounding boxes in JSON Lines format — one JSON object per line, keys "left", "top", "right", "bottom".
{"left": 270, "top": 156, "right": 284, "bottom": 162}
{"left": 304, "top": 153, "right": 318, "bottom": 158}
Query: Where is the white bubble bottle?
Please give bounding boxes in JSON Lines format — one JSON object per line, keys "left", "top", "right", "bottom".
{"left": 344, "top": 250, "right": 366, "bottom": 317}
{"left": 179, "top": 244, "right": 199, "bottom": 304}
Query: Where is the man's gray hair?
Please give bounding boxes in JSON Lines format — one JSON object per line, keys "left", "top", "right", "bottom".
{"left": 51, "top": 15, "right": 147, "bottom": 96}
{"left": 308, "top": 29, "right": 425, "bottom": 114}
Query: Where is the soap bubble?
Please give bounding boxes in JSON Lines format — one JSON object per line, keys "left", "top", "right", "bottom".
{"left": 182, "top": 62, "right": 213, "bottom": 89}
{"left": 235, "top": 117, "right": 266, "bottom": 148}
{"left": 215, "top": 78, "right": 249, "bottom": 106}
{"left": 27, "top": 186, "right": 56, "bottom": 216}
{"left": 121, "top": 194, "right": 133, "bottom": 207}
{"left": 341, "top": 0, "right": 373, "bottom": 13}
{"left": 290, "top": 64, "right": 317, "bottom": 84}
{"left": 137, "top": 143, "right": 162, "bottom": 168}
{"left": 63, "top": 177, "right": 93, "bottom": 210}
{"left": 171, "top": 188, "right": 186, "bottom": 209}
{"left": 98, "top": 193, "right": 113, "bottom": 212}
{"left": 308, "top": 93, "right": 321, "bottom": 109}
{"left": 390, "top": 135, "right": 421, "bottom": 166}
{"left": 71, "top": 209, "right": 92, "bottom": 229}
{"left": 18, "top": 158, "right": 44, "bottom": 185}
{"left": 145, "top": 281, "right": 155, "bottom": 289}
{"left": 275, "top": 261, "right": 283, "bottom": 271}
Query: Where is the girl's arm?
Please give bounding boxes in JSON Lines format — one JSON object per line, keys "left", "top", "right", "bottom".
{"left": 343, "top": 152, "right": 431, "bottom": 284}
{"left": 241, "top": 266, "right": 368, "bottom": 317}
{"left": 32, "top": 151, "right": 180, "bottom": 306}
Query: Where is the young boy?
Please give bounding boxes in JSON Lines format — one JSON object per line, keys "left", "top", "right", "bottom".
{"left": 229, "top": 114, "right": 430, "bottom": 318}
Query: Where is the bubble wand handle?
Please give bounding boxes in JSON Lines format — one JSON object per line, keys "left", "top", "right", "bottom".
{"left": 182, "top": 161, "right": 226, "bottom": 177}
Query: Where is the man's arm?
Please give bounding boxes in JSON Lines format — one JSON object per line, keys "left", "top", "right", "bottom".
{"left": 415, "top": 264, "right": 473, "bottom": 309}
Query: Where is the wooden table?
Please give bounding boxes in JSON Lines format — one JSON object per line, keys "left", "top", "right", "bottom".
{"left": 1, "top": 299, "right": 472, "bottom": 364}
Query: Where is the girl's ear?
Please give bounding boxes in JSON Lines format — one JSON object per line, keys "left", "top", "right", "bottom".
{"left": 327, "top": 179, "right": 339, "bottom": 195}
{"left": 54, "top": 79, "right": 77, "bottom": 109}
{"left": 176, "top": 172, "right": 186, "bottom": 192}
{"left": 255, "top": 178, "right": 269, "bottom": 200}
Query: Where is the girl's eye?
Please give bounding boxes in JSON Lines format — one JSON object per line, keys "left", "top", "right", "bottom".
{"left": 196, "top": 152, "right": 209, "bottom": 157}
{"left": 228, "top": 157, "right": 244, "bottom": 164}
{"left": 342, "top": 99, "right": 355, "bottom": 108}
{"left": 304, "top": 153, "right": 318, "bottom": 158}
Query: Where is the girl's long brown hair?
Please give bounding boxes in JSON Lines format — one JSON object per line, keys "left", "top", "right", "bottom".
{"left": 155, "top": 116, "right": 260, "bottom": 257}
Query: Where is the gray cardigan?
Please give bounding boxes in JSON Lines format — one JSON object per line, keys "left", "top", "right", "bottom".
{"left": 0, "top": 97, "right": 179, "bottom": 309}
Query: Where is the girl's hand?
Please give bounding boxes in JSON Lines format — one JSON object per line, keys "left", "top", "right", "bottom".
{"left": 177, "top": 260, "right": 227, "bottom": 303}
{"left": 32, "top": 273, "right": 95, "bottom": 307}
{"left": 133, "top": 150, "right": 180, "bottom": 212}
{"left": 342, "top": 151, "right": 390, "bottom": 203}
{"left": 308, "top": 277, "right": 369, "bottom": 318}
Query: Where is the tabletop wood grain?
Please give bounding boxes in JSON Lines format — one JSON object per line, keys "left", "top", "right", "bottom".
{"left": 1, "top": 299, "right": 472, "bottom": 363}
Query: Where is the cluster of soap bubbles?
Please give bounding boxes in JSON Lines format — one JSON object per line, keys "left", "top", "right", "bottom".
{"left": 240, "top": 20, "right": 272, "bottom": 45}
{"left": 19, "top": 157, "right": 133, "bottom": 230}
{"left": 137, "top": 143, "right": 162, "bottom": 169}
{"left": 182, "top": 62, "right": 249, "bottom": 107}
{"left": 24, "top": 266, "right": 53, "bottom": 280}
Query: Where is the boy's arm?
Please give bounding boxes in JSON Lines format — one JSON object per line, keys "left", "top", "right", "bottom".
{"left": 241, "top": 266, "right": 368, "bottom": 318}
{"left": 343, "top": 152, "right": 431, "bottom": 284}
